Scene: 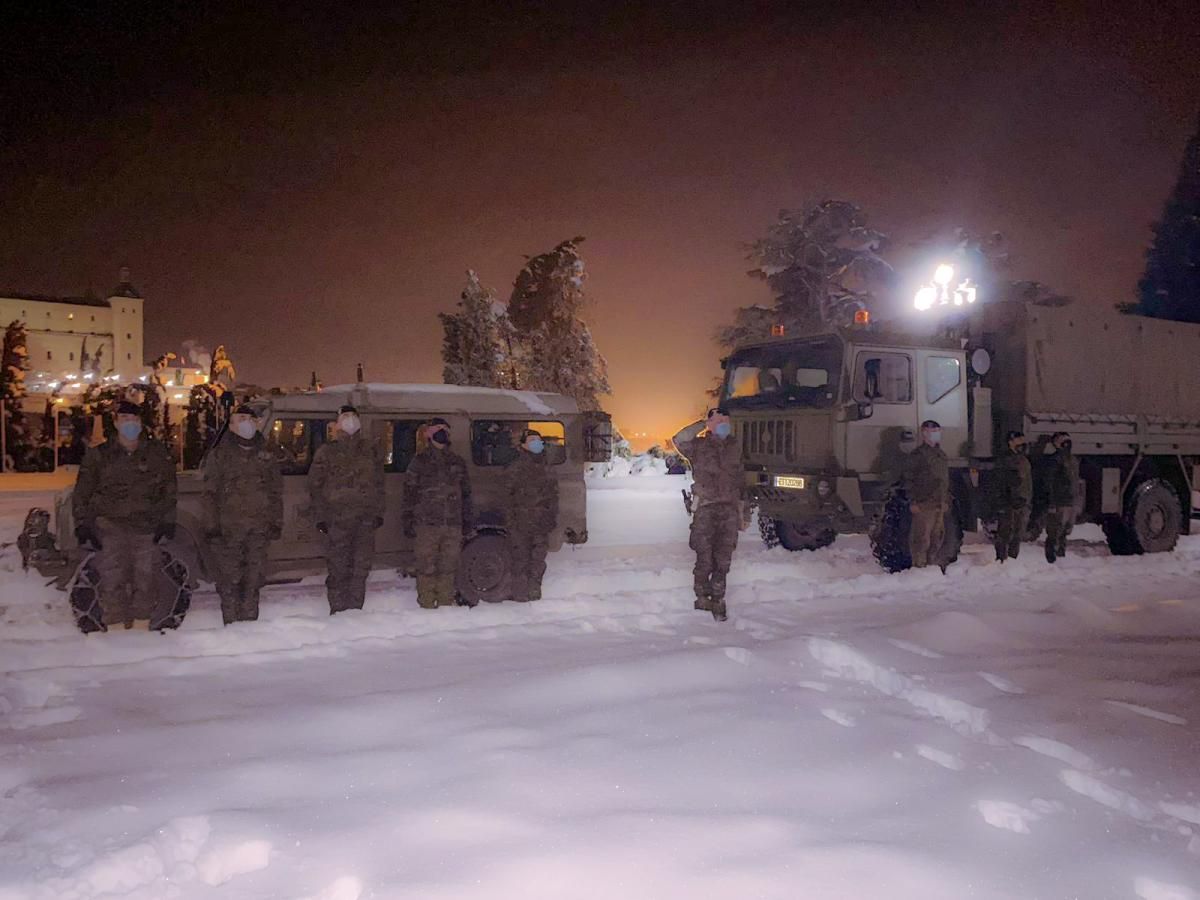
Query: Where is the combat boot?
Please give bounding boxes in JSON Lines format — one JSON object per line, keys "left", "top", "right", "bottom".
{"left": 710, "top": 599, "right": 728, "bottom": 622}
{"left": 694, "top": 594, "right": 712, "bottom": 612}
{"left": 1045, "top": 542, "right": 1056, "bottom": 564}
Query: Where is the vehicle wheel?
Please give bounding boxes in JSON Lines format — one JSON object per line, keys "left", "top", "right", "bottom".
{"left": 456, "top": 533, "right": 512, "bottom": 604}
{"left": 758, "top": 514, "right": 780, "bottom": 549}
{"left": 774, "top": 519, "right": 836, "bottom": 552}
{"left": 1102, "top": 516, "right": 1137, "bottom": 556}
{"left": 1123, "top": 479, "right": 1182, "bottom": 554}
{"left": 870, "top": 490, "right": 912, "bottom": 573}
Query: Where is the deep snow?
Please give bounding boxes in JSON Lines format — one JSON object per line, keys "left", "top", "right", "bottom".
{"left": 1, "top": 475, "right": 1198, "bottom": 899}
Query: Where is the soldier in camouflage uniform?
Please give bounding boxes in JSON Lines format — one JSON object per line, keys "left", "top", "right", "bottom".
{"left": 308, "top": 405, "right": 385, "bottom": 613}
{"left": 906, "top": 419, "right": 950, "bottom": 571}
{"left": 504, "top": 429, "right": 559, "bottom": 602}
{"left": 1043, "top": 431, "right": 1078, "bottom": 564}
{"left": 993, "top": 430, "right": 1032, "bottom": 563}
{"left": 72, "top": 400, "right": 177, "bottom": 629}
{"left": 202, "top": 404, "right": 283, "bottom": 624}
{"left": 673, "top": 407, "right": 741, "bottom": 621}
{"left": 403, "top": 418, "right": 473, "bottom": 609}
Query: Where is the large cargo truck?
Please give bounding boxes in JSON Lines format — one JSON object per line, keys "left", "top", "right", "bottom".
{"left": 718, "top": 299, "right": 1200, "bottom": 566}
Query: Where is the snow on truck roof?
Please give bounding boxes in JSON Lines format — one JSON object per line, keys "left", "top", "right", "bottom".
{"left": 268, "top": 383, "right": 575, "bottom": 417}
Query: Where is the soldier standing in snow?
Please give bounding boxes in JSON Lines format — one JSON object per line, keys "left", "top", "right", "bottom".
{"left": 72, "top": 399, "right": 177, "bottom": 628}
{"left": 201, "top": 404, "right": 283, "bottom": 624}
{"left": 504, "top": 429, "right": 559, "bottom": 602}
{"left": 993, "top": 430, "right": 1032, "bottom": 563}
{"left": 403, "top": 418, "right": 473, "bottom": 609}
{"left": 308, "top": 405, "right": 385, "bottom": 613}
{"left": 672, "top": 408, "right": 741, "bottom": 621}
{"left": 1043, "top": 431, "right": 1078, "bottom": 564}
{"left": 906, "top": 419, "right": 950, "bottom": 571}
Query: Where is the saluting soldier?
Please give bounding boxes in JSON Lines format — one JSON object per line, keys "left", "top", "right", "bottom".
{"left": 403, "top": 418, "right": 473, "bottom": 609}
{"left": 201, "top": 404, "right": 283, "bottom": 624}
{"left": 308, "top": 405, "right": 385, "bottom": 613}
{"left": 993, "top": 430, "right": 1032, "bottom": 563}
{"left": 72, "top": 399, "right": 177, "bottom": 629}
{"left": 504, "top": 429, "right": 559, "bottom": 602}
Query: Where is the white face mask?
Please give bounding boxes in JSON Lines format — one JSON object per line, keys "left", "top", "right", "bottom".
{"left": 924, "top": 429, "right": 942, "bottom": 447}
{"left": 232, "top": 420, "right": 257, "bottom": 440}
{"left": 338, "top": 414, "right": 361, "bottom": 436}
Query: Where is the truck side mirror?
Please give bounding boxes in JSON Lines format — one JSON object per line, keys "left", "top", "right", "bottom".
{"left": 837, "top": 400, "right": 873, "bottom": 422}
{"left": 857, "top": 400, "right": 874, "bottom": 420}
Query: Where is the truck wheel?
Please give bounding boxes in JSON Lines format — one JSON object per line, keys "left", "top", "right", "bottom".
{"left": 774, "top": 520, "right": 836, "bottom": 552}
{"left": 758, "top": 514, "right": 780, "bottom": 549}
{"left": 1123, "top": 479, "right": 1182, "bottom": 554}
{"left": 456, "top": 533, "right": 512, "bottom": 604}
{"left": 1101, "top": 517, "right": 1138, "bottom": 556}
{"left": 870, "top": 491, "right": 912, "bottom": 573}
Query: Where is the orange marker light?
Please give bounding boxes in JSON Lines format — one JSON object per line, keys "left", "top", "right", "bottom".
{"left": 854, "top": 310, "right": 870, "bottom": 325}
{"left": 771, "top": 324, "right": 786, "bottom": 336}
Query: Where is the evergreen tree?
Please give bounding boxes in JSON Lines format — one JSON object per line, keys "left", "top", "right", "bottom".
{"left": 719, "top": 201, "right": 891, "bottom": 348}
{"left": 1133, "top": 115, "right": 1200, "bottom": 321}
{"left": 183, "top": 385, "right": 219, "bottom": 469}
{"left": 439, "top": 271, "right": 506, "bottom": 388}
{"left": 507, "top": 237, "right": 610, "bottom": 410}
{"left": 0, "top": 320, "right": 31, "bottom": 469}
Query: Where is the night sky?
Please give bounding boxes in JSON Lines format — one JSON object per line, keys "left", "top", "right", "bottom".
{"left": 3, "top": 1, "right": 1198, "bottom": 442}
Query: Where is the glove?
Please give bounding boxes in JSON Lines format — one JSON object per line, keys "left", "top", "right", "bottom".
{"left": 316, "top": 521, "right": 329, "bottom": 535}
{"left": 153, "top": 522, "right": 176, "bottom": 544}
{"left": 75, "top": 523, "right": 102, "bottom": 551}
{"left": 373, "top": 516, "right": 384, "bottom": 530}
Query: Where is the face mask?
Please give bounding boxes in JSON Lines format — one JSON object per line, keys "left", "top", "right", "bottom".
{"left": 713, "top": 422, "right": 732, "bottom": 438}
{"left": 232, "top": 420, "right": 257, "bottom": 440}
{"left": 430, "top": 429, "right": 449, "bottom": 447}
{"left": 924, "top": 429, "right": 941, "bottom": 447}
{"left": 1059, "top": 441, "right": 1072, "bottom": 452}
{"left": 526, "top": 438, "right": 545, "bottom": 455}
{"left": 117, "top": 421, "right": 142, "bottom": 441}
{"left": 339, "top": 415, "right": 361, "bottom": 436}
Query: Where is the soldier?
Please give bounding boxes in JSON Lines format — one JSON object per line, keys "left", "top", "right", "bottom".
{"left": 308, "top": 404, "right": 385, "bottom": 613}
{"left": 504, "top": 428, "right": 559, "bottom": 602}
{"left": 403, "top": 418, "right": 473, "bottom": 609}
{"left": 906, "top": 419, "right": 950, "bottom": 571}
{"left": 993, "top": 430, "right": 1032, "bottom": 563}
{"left": 1043, "top": 431, "right": 1078, "bottom": 564}
{"left": 72, "top": 399, "right": 177, "bottom": 629}
{"left": 201, "top": 404, "right": 283, "bottom": 624}
{"left": 672, "top": 407, "right": 741, "bottom": 621}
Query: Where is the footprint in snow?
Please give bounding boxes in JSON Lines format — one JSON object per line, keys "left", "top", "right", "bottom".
{"left": 978, "top": 672, "right": 1025, "bottom": 694}
{"left": 1105, "top": 700, "right": 1187, "bottom": 726}
{"left": 820, "top": 708, "right": 856, "bottom": 727}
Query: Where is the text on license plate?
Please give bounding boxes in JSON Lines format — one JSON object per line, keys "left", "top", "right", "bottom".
{"left": 774, "top": 475, "right": 806, "bottom": 490}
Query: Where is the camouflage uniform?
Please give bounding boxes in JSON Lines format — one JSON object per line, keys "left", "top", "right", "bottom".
{"left": 202, "top": 432, "right": 283, "bottom": 624}
{"left": 403, "top": 447, "right": 472, "bottom": 608}
{"left": 308, "top": 433, "right": 385, "bottom": 613}
{"left": 1044, "top": 447, "right": 1078, "bottom": 562}
{"left": 906, "top": 443, "right": 950, "bottom": 569}
{"left": 993, "top": 446, "right": 1032, "bottom": 562}
{"left": 504, "top": 451, "right": 558, "bottom": 601}
{"left": 72, "top": 437, "right": 177, "bottom": 626}
{"left": 673, "top": 422, "right": 742, "bottom": 615}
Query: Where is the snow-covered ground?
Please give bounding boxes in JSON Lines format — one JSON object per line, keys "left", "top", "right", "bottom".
{"left": 2, "top": 474, "right": 1199, "bottom": 899}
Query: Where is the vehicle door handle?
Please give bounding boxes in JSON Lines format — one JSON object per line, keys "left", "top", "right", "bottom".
{"left": 901, "top": 430, "right": 915, "bottom": 442}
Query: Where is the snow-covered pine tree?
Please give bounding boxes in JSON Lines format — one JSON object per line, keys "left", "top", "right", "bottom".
{"left": 1132, "top": 114, "right": 1200, "bottom": 322}
{"left": 719, "top": 201, "right": 891, "bottom": 348}
{"left": 507, "top": 238, "right": 611, "bottom": 410}
{"left": 210, "top": 345, "right": 237, "bottom": 390}
{"left": 439, "top": 271, "right": 509, "bottom": 388}
{"left": 0, "top": 320, "right": 32, "bottom": 469}
{"left": 183, "top": 385, "right": 218, "bottom": 469}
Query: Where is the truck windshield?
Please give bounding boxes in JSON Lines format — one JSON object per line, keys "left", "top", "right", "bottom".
{"left": 721, "top": 337, "right": 841, "bottom": 410}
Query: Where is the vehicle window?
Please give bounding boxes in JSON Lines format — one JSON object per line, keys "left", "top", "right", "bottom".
{"left": 472, "top": 420, "right": 566, "bottom": 466}
{"left": 721, "top": 337, "right": 841, "bottom": 410}
{"left": 267, "top": 418, "right": 333, "bottom": 475}
{"left": 925, "top": 356, "right": 961, "bottom": 404}
{"left": 371, "top": 419, "right": 423, "bottom": 473}
{"left": 854, "top": 352, "right": 912, "bottom": 404}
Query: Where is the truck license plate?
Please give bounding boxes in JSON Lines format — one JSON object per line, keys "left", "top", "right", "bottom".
{"left": 774, "top": 475, "right": 806, "bottom": 490}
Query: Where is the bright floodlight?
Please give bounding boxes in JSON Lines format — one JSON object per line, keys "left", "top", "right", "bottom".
{"left": 914, "top": 285, "right": 937, "bottom": 311}
{"left": 934, "top": 263, "right": 954, "bottom": 285}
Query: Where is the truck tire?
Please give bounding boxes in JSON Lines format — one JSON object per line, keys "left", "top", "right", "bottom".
{"left": 1101, "top": 517, "right": 1138, "bottom": 556}
{"left": 758, "top": 514, "right": 780, "bottom": 549}
{"left": 456, "top": 532, "right": 512, "bottom": 604}
{"left": 1123, "top": 479, "right": 1182, "bottom": 554}
{"left": 870, "top": 490, "right": 912, "bottom": 573}
{"left": 774, "top": 520, "right": 836, "bottom": 552}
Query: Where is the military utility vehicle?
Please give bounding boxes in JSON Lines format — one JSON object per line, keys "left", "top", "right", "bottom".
{"left": 719, "top": 299, "right": 1200, "bottom": 567}
{"left": 27, "top": 383, "right": 613, "bottom": 626}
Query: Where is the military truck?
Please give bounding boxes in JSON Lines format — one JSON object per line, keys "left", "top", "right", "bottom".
{"left": 719, "top": 300, "right": 1200, "bottom": 567}
{"left": 28, "top": 383, "right": 613, "bottom": 624}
